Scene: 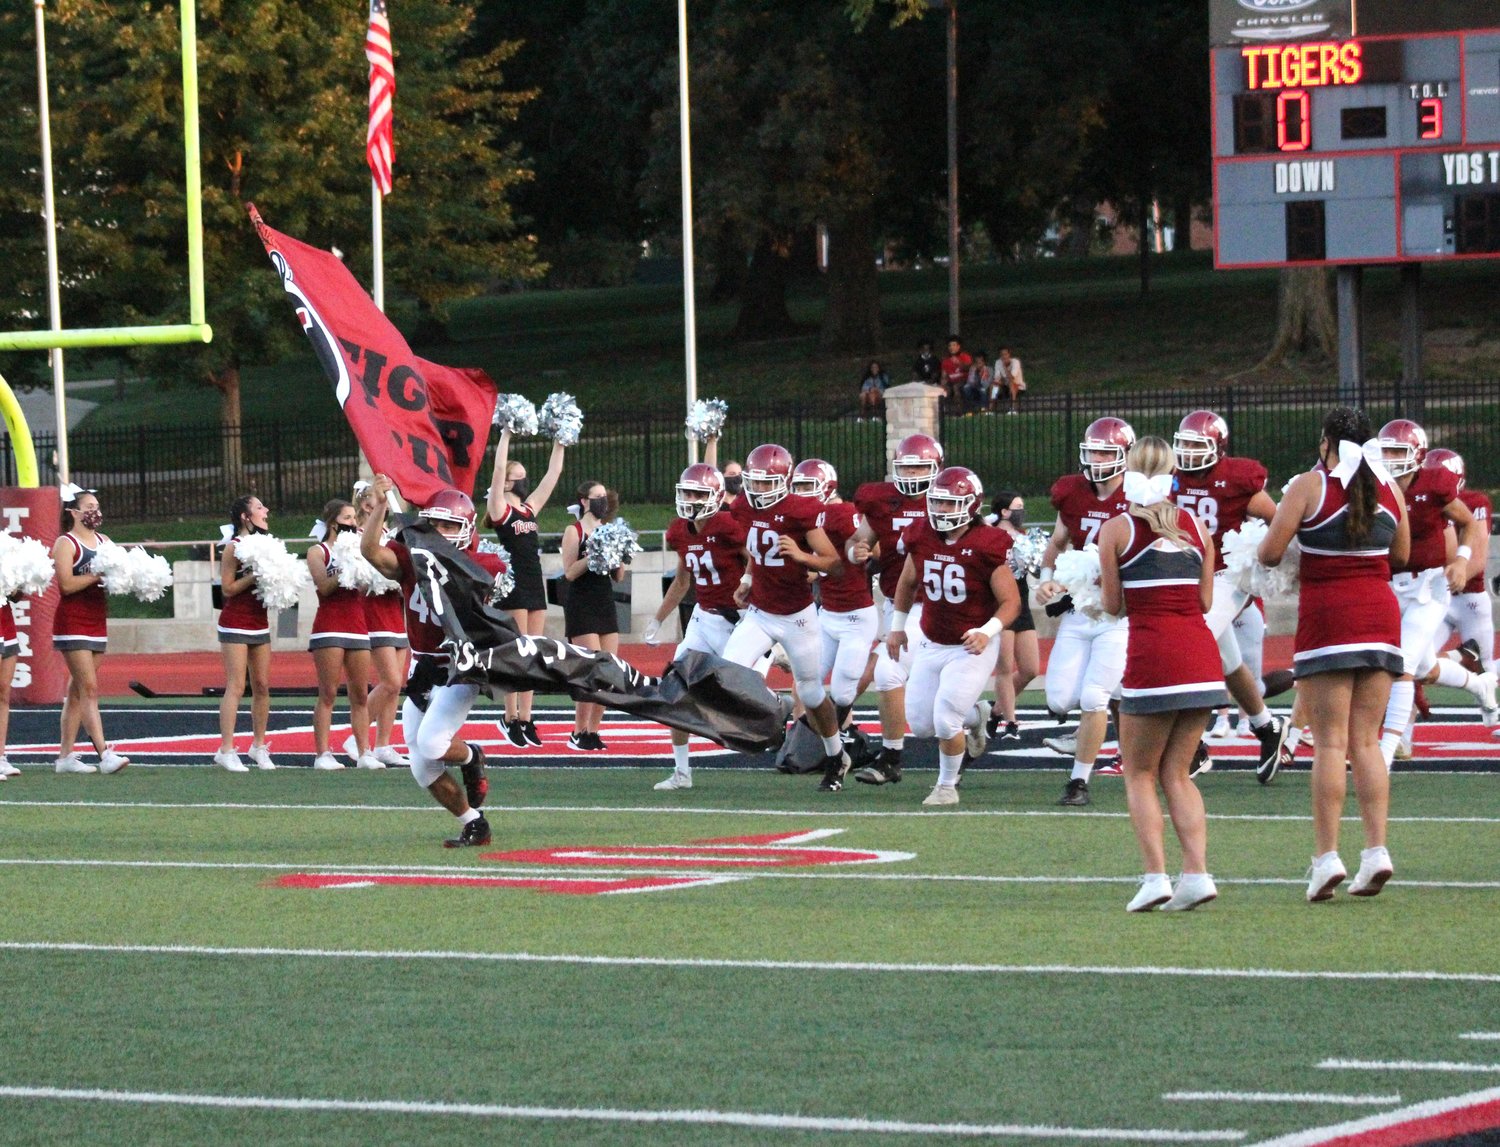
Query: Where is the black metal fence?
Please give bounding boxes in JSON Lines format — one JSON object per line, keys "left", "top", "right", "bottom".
{"left": 2, "top": 379, "right": 1496, "bottom": 518}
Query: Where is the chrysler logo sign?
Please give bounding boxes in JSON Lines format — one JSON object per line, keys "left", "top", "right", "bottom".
{"left": 1210, "top": 0, "right": 1349, "bottom": 45}
{"left": 1237, "top": 0, "right": 1320, "bottom": 10}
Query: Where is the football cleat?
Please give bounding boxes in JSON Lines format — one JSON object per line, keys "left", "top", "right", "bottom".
{"left": 963, "top": 704, "right": 989, "bottom": 762}
{"left": 1189, "top": 741, "right": 1213, "bottom": 779}
{"left": 1093, "top": 753, "right": 1123, "bottom": 777}
{"left": 1447, "top": 638, "right": 1483, "bottom": 675}
{"left": 654, "top": 771, "right": 693, "bottom": 791}
{"left": 854, "top": 750, "right": 903, "bottom": 785}
{"left": 922, "top": 784, "right": 959, "bottom": 807}
{"left": 460, "top": 743, "right": 488, "bottom": 808}
{"left": 818, "top": 751, "right": 851, "bottom": 792}
{"left": 443, "top": 815, "right": 492, "bottom": 849}
{"left": 1000, "top": 721, "right": 1021, "bottom": 742}
{"left": 1057, "top": 778, "right": 1091, "bottom": 807}
{"left": 1254, "top": 716, "right": 1291, "bottom": 785}
{"left": 1042, "top": 732, "right": 1078, "bottom": 756}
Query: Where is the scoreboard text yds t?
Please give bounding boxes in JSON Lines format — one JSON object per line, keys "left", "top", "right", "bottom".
{"left": 1211, "top": 29, "right": 1500, "bottom": 267}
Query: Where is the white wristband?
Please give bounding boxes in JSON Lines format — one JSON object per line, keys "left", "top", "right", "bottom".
{"left": 845, "top": 540, "right": 860, "bottom": 563}
{"left": 890, "top": 610, "right": 909, "bottom": 632}
{"left": 977, "top": 617, "right": 1003, "bottom": 638}
{"left": 1457, "top": 545, "right": 1472, "bottom": 561}
{"left": 1040, "top": 567, "right": 1054, "bottom": 584}
{"left": 739, "top": 574, "right": 752, "bottom": 588}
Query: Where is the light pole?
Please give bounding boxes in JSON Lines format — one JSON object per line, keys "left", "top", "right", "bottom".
{"left": 944, "top": 0, "right": 958, "bottom": 337}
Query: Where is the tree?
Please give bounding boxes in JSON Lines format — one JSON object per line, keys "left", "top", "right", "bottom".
{"left": 0, "top": 0, "right": 539, "bottom": 480}
{"left": 1258, "top": 269, "right": 1337, "bottom": 369}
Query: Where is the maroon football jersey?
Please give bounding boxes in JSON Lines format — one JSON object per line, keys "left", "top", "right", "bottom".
{"left": 1051, "top": 473, "right": 1129, "bottom": 552}
{"left": 390, "top": 539, "right": 505, "bottom": 660}
{"left": 1172, "top": 455, "right": 1268, "bottom": 572}
{"left": 666, "top": 510, "right": 748, "bottom": 612}
{"left": 1395, "top": 464, "right": 1462, "bottom": 574}
{"left": 1459, "top": 490, "right": 1492, "bottom": 594}
{"left": 731, "top": 493, "right": 825, "bottom": 615}
{"left": 901, "top": 520, "right": 1014, "bottom": 645}
{"left": 816, "top": 501, "right": 874, "bottom": 613}
{"left": 853, "top": 481, "right": 928, "bottom": 599}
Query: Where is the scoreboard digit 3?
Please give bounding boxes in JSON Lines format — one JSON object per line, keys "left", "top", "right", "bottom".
{"left": 1212, "top": 15, "right": 1500, "bottom": 267}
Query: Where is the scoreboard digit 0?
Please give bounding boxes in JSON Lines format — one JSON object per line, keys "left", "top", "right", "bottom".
{"left": 1212, "top": 28, "right": 1500, "bottom": 267}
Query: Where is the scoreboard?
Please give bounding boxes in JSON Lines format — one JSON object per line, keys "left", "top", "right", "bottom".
{"left": 1212, "top": 27, "right": 1500, "bottom": 267}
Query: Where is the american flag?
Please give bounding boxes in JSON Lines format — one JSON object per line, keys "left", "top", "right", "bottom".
{"left": 365, "top": 0, "right": 395, "bottom": 195}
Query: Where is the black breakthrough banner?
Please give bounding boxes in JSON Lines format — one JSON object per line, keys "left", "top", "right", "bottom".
{"left": 397, "top": 522, "right": 790, "bottom": 755}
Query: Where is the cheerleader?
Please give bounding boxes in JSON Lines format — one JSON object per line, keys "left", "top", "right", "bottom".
{"left": 561, "top": 482, "right": 625, "bottom": 750}
{"left": 1259, "top": 408, "right": 1408, "bottom": 901}
{"left": 485, "top": 429, "right": 566, "bottom": 748}
{"left": 213, "top": 495, "right": 276, "bottom": 772}
{"left": 51, "top": 486, "right": 128, "bottom": 774}
{"left": 985, "top": 490, "right": 1040, "bottom": 741}
{"left": 0, "top": 591, "right": 21, "bottom": 780}
{"left": 307, "top": 500, "right": 376, "bottom": 770}
{"left": 352, "top": 481, "right": 409, "bottom": 767}
{"left": 1098, "top": 439, "right": 1228, "bottom": 912}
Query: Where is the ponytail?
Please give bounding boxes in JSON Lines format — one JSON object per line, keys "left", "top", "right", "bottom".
{"left": 1320, "top": 407, "right": 1377, "bottom": 544}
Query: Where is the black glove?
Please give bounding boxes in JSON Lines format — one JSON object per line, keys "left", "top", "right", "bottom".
{"left": 1044, "top": 593, "right": 1074, "bottom": 618}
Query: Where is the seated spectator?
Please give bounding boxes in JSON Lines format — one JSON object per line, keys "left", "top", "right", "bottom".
{"left": 858, "top": 361, "right": 889, "bottom": 421}
{"left": 939, "top": 336, "right": 971, "bottom": 406}
{"left": 963, "top": 349, "right": 993, "bottom": 415}
{"left": 911, "top": 341, "right": 940, "bottom": 385}
{"left": 997, "top": 346, "right": 1026, "bottom": 414}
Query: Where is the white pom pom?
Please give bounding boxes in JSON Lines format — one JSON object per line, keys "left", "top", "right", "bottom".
{"left": 1055, "top": 544, "right": 1106, "bottom": 619}
{"left": 492, "top": 394, "right": 540, "bottom": 436}
{"left": 1220, "top": 519, "right": 1298, "bottom": 598}
{"left": 331, "top": 531, "right": 399, "bottom": 595}
{"left": 685, "top": 398, "right": 729, "bottom": 443}
{"left": 90, "top": 542, "right": 174, "bottom": 603}
{"left": 0, "top": 534, "right": 55, "bottom": 598}
{"left": 586, "top": 519, "right": 642, "bottom": 574}
{"left": 539, "top": 392, "right": 584, "bottom": 446}
{"left": 233, "top": 533, "right": 313, "bottom": 611}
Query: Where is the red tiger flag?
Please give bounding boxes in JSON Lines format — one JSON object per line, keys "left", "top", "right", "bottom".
{"left": 249, "top": 205, "right": 495, "bottom": 507}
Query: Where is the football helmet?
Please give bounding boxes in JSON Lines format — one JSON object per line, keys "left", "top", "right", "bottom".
{"left": 419, "top": 488, "right": 477, "bottom": 549}
{"left": 928, "top": 466, "right": 983, "bottom": 533}
{"left": 1173, "top": 410, "right": 1229, "bottom": 472}
{"left": 892, "top": 432, "right": 944, "bottom": 496}
{"left": 744, "top": 443, "right": 794, "bottom": 509}
{"left": 790, "top": 458, "right": 838, "bottom": 503}
{"left": 1079, "top": 416, "right": 1136, "bottom": 483}
{"left": 1423, "top": 447, "right": 1465, "bottom": 492}
{"left": 674, "top": 463, "right": 725, "bottom": 521}
{"left": 1377, "top": 418, "right": 1428, "bottom": 478}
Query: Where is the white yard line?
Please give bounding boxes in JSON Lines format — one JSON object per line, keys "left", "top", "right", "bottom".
{"left": 0, "top": 1085, "right": 1244, "bottom": 1141}
{"left": 1162, "top": 1092, "right": 1399, "bottom": 1107}
{"left": 1, "top": 941, "right": 1497, "bottom": 983}
{"left": 1317, "top": 1059, "right": 1500, "bottom": 1073}
{"left": 0, "top": 798, "right": 1495, "bottom": 825}
{"left": 1460, "top": 1033, "right": 1500, "bottom": 1041}
{"left": 1, "top": 856, "right": 1498, "bottom": 891}
{"left": 1245, "top": 1085, "right": 1500, "bottom": 1147}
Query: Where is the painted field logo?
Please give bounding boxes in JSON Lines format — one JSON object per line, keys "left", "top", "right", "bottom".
{"left": 485, "top": 829, "right": 915, "bottom": 869}
{"left": 274, "top": 829, "right": 912, "bottom": 897}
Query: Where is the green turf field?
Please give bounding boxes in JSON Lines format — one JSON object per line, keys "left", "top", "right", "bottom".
{"left": 0, "top": 762, "right": 1495, "bottom": 1145}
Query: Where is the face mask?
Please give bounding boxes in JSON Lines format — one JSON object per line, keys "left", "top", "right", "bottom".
{"left": 724, "top": 475, "right": 744, "bottom": 496}
{"left": 510, "top": 479, "right": 530, "bottom": 502}
{"left": 587, "top": 496, "right": 609, "bottom": 518}
{"left": 1006, "top": 508, "right": 1024, "bottom": 528}
{"left": 80, "top": 509, "right": 103, "bottom": 530}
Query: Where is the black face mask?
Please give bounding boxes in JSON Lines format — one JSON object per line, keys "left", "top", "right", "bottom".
{"left": 510, "top": 479, "right": 530, "bottom": 502}
{"left": 724, "top": 475, "right": 744, "bottom": 496}
{"left": 587, "top": 496, "right": 609, "bottom": 518}
{"left": 1006, "top": 508, "right": 1024, "bottom": 528}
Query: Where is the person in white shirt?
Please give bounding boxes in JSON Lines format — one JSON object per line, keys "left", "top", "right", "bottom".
{"left": 994, "top": 346, "right": 1026, "bottom": 415}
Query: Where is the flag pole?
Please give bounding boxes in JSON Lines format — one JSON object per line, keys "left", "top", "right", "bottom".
{"left": 34, "top": 0, "right": 68, "bottom": 483}
{"left": 677, "top": 0, "right": 698, "bottom": 467}
{"left": 371, "top": 178, "right": 384, "bottom": 313}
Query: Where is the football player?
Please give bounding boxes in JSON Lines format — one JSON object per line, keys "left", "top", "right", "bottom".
{"left": 361, "top": 477, "right": 508, "bottom": 848}
{"left": 1377, "top": 420, "right": 1497, "bottom": 769}
{"left": 887, "top": 467, "right": 1021, "bottom": 806}
{"left": 725, "top": 444, "right": 849, "bottom": 789}
{"left": 1426, "top": 448, "right": 1495, "bottom": 680}
{"left": 846, "top": 432, "right": 945, "bottom": 786}
{"left": 646, "top": 462, "right": 749, "bottom": 790}
{"left": 1036, "top": 417, "right": 1134, "bottom": 807}
{"left": 1170, "top": 409, "right": 1293, "bottom": 783}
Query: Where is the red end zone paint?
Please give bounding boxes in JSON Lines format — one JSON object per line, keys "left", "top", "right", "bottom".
{"left": 1276, "top": 1092, "right": 1500, "bottom": 1147}
{"left": 273, "top": 873, "right": 727, "bottom": 895}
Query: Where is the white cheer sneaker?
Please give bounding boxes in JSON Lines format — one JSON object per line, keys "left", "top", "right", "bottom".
{"left": 1126, "top": 874, "right": 1173, "bottom": 913}
{"left": 1162, "top": 872, "right": 1218, "bottom": 912}
{"left": 1348, "top": 846, "right": 1394, "bottom": 897}
{"left": 1306, "top": 852, "right": 1347, "bottom": 902}
{"left": 213, "top": 750, "right": 250, "bottom": 773}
